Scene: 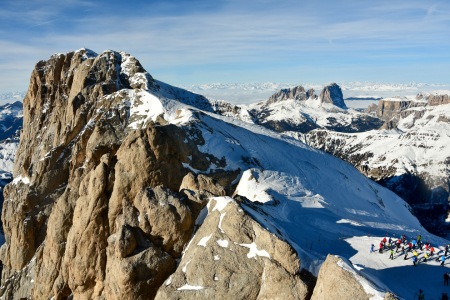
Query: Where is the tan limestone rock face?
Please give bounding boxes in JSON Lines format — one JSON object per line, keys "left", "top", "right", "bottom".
{"left": 428, "top": 94, "right": 450, "bottom": 106}
{"left": 179, "top": 172, "right": 227, "bottom": 196}
{"left": 103, "top": 185, "right": 209, "bottom": 300}
{"left": 57, "top": 162, "right": 110, "bottom": 300}
{"left": 311, "top": 254, "right": 372, "bottom": 300}
{"left": 155, "top": 197, "right": 310, "bottom": 300}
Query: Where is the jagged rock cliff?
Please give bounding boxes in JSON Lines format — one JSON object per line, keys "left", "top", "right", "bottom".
{"left": 0, "top": 49, "right": 314, "bottom": 300}
{"left": 267, "top": 85, "right": 317, "bottom": 104}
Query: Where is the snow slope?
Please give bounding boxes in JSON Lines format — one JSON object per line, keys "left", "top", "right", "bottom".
{"left": 297, "top": 103, "right": 450, "bottom": 190}
{"left": 125, "top": 74, "right": 445, "bottom": 298}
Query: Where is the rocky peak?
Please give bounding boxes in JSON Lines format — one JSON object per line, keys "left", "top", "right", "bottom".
{"left": 427, "top": 93, "right": 450, "bottom": 106}
{"left": 267, "top": 85, "right": 317, "bottom": 104}
{"left": 319, "top": 83, "right": 346, "bottom": 108}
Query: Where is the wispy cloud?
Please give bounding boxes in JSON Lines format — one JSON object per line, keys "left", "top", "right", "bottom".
{"left": 0, "top": 0, "right": 449, "bottom": 93}
{"left": 27, "top": 17, "right": 64, "bottom": 28}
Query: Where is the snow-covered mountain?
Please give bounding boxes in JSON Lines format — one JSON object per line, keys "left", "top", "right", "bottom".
{"left": 2, "top": 48, "right": 446, "bottom": 299}
{"left": 0, "top": 102, "right": 22, "bottom": 233}
{"left": 240, "top": 83, "right": 384, "bottom": 133}
{"left": 0, "top": 101, "right": 23, "bottom": 141}
{"left": 269, "top": 91, "right": 450, "bottom": 238}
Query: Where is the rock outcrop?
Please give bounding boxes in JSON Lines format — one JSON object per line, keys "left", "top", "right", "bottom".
{"left": 311, "top": 255, "right": 397, "bottom": 300}
{"left": 428, "top": 93, "right": 450, "bottom": 106}
{"left": 155, "top": 197, "right": 312, "bottom": 300}
{"left": 319, "top": 83, "right": 346, "bottom": 108}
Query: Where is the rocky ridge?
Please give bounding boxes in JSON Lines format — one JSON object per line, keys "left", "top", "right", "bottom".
{"left": 242, "top": 83, "right": 383, "bottom": 134}
{"left": 0, "top": 49, "right": 416, "bottom": 299}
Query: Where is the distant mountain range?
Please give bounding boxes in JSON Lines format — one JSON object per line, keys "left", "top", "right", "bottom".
{"left": 180, "top": 81, "right": 450, "bottom": 92}
{"left": 177, "top": 82, "right": 450, "bottom": 106}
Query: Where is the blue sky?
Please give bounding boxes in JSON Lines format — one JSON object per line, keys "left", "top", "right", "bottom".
{"left": 0, "top": 0, "right": 449, "bottom": 94}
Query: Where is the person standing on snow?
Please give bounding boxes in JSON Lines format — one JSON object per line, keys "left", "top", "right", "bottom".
{"left": 370, "top": 244, "right": 374, "bottom": 253}
{"left": 408, "top": 242, "right": 413, "bottom": 252}
{"left": 389, "top": 249, "right": 394, "bottom": 260}
{"left": 382, "top": 237, "right": 387, "bottom": 248}
{"left": 445, "top": 245, "right": 449, "bottom": 256}
{"left": 396, "top": 240, "right": 401, "bottom": 252}
{"left": 424, "top": 252, "right": 428, "bottom": 262}
{"left": 413, "top": 256, "right": 417, "bottom": 266}
{"left": 414, "top": 250, "right": 418, "bottom": 260}
{"left": 412, "top": 239, "right": 417, "bottom": 249}
{"left": 404, "top": 251, "right": 408, "bottom": 260}
{"left": 442, "top": 255, "right": 446, "bottom": 266}
{"left": 379, "top": 242, "right": 383, "bottom": 253}
{"left": 444, "top": 272, "right": 449, "bottom": 286}
{"left": 431, "top": 246, "right": 435, "bottom": 257}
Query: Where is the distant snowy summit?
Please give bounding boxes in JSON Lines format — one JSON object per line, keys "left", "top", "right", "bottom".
{"left": 0, "top": 101, "right": 23, "bottom": 141}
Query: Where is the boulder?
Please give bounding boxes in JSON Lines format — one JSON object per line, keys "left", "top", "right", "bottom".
{"left": 311, "top": 255, "right": 377, "bottom": 300}
{"left": 179, "top": 172, "right": 227, "bottom": 196}
{"left": 155, "top": 197, "right": 312, "bottom": 300}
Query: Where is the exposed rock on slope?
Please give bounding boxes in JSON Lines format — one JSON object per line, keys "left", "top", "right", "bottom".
{"left": 155, "top": 197, "right": 311, "bottom": 300}
{"left": 311, "top": 255, "right": 398, "bottom": 300}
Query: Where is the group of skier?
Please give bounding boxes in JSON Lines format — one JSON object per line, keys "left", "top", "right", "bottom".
{"left": 368, "top": 234, "right": 450, "bottom": 298}
{"left": 415, "top": 289, "right": 449, "bottom": 300}
{"left": 416, "top": 289, "right": 449, "bottom": 300}
{"left": 370, "top": 234, "right": 448, "bottom": 267}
